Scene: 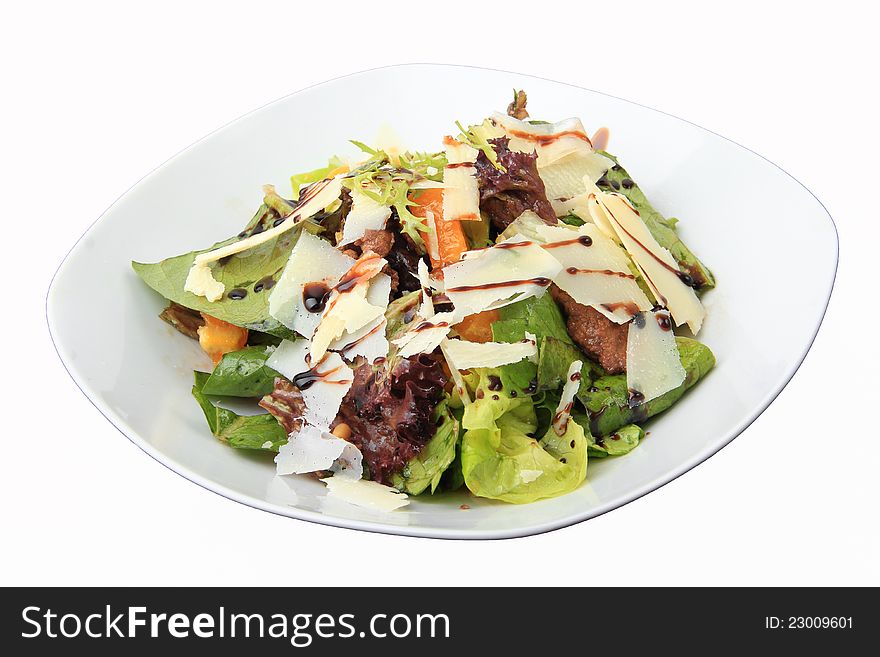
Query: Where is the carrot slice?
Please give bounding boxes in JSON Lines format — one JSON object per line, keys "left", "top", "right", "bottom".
{"left": 454, "top": 310, "right": 500, "bottom": 343}
{"left": 409, "top": 188, "right": 469, "bottom": 270}
{"left": 198, "top": 314, "right": 248, "bottom": 365}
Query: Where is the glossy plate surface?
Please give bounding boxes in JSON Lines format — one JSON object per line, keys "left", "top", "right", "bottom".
{"left": 47, "top": 64, "right": 837, "bottom": 539}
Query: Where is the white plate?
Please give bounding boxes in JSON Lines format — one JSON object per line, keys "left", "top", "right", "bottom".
{"left": 47, "top": 64, "right": 837, "bottom": 539}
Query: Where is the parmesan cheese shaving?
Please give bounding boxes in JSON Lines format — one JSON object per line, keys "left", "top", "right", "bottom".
{"left": 275, "top": 425, "right": 363, "bottom": 478}
{"left": 536, "top": 223, "right": 652, "bottom": 323}
{"left": 626, "top": 310, "right": 686, "bottom": 404}
{"left": 320, "top": 477, "right": 410, "bottom": 512}
{"left": 552, "top": 360, "right": 582, "bottom": 436}
{"left": 443, "top": 337, "right": 537, "bottom": 370}
{"left": 539, "top": 151, "right": 613, "bottom": 202}
{"left": 439, "top": 338, "right": 471, "bottom": 406}
{"left": 265, "top": 340, "right": 354, "bottom": 430}
{"left": 485, "top": 113, "right": 612, "bottom": 201}
{"left": 597, "top": 193, "right": 705, "bottom": 333}
{"left": 326, "top": 271, "right": 392, "bottom": 362}
{"left": 339, "top": 187, "right": 392, "bottom": 246}
{"left": 417, "top": 258, "right": 435, "bottom": 318}
{"left": 442, "top": 235, "right": 562, "bottom": 316}
{"left": 185, "top": 177, "right": 343, "bottom": 301}
{"left": 442, "top": 136, "right": 481, "bottom": 222}
{"left": 268, "top": 231, "right": 356, "bottom": 336}
{"left": 329, "top": 317, "right": 388, "bottom": 362}
{"left": 310, "top": 253, "right": 387, "bottom": 361}
{"left": 391, "top": 311, "right": 458, "bottom": 358}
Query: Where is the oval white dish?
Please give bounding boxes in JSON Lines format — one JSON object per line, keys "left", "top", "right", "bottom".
{"left": 47, "top": 64, "right": 837, "bottom": 539}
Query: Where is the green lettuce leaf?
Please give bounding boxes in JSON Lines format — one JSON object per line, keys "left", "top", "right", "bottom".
{"left": 493, "top": 294, "right": 604, "bottom": 396}
{"left": 578, "top": 337, "right": 715, "bottom": 437}
{"left": 391, "top": 398, "right": 459, "bottom": 495}
{"left": 496, "top": 292, "right": 573, "bottom": 345}
{"left": 191, "top": 372, "right": 286, "bottom": 451}
{"left": 598, "top": 153, "right": 715, "bottom": 289}
{"left": 537, "top": 335, "right": 604, "bottom": 392}
{"left": 290, "top": 156, "right": 346, "bottom": 193}
{"left": 132, "top": 203, "right": 303, "bottom": 337}
{"left": 573, "top": 411, "right": 644, "bottom": 458}
{"left": 460, "top": 369, "right": 588, "bottom": 504}
{"left": 200, "top": 346, "right": 281, "bottom": 398}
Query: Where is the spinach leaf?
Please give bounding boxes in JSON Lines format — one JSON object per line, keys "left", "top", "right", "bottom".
{"left": 201, "top": 346, "right": 281, "bottom": 398}
{"left": 191, "top": 372, "right": 286, "bottom": 451}
{"left": 132, "top": 203, "right": 301, "bottom": 337}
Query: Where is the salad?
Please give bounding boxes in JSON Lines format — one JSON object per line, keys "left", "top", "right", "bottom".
{"left": 133, "top": 91, "right": 715, "bottom": 510}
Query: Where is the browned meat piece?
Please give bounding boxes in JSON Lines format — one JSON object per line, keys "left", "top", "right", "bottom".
{"left": 332, "top": 354, "right": 448, "bottom": 485}
{"left": 550, "top": 286, "right": 628, "bottom": 374}
{"left": 381, "top": 214, "right": 422, "bottom": 294}
{"left": 159, "top": 302, "right": 204, "bottom": 339}
{"left": 507, "top": 89, "right": 529, "bottom": 120}
{"left": 474, "top": 137, "right": 557, "bottom": 230}
{"left": 259, "top": 378, "right": 306, "bottom": 435}
{"left": 356, "top": 228, "right": 394, "bottom": 257}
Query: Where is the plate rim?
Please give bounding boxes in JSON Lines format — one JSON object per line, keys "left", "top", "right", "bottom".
{"left": 46, "top": 62, "right": 839, "bottom": 540}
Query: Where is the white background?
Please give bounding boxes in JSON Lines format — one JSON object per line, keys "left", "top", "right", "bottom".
{"left": 2, "top": 0, "right": 877, "bottom": 586}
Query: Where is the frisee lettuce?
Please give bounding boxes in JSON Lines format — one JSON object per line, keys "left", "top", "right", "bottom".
{"left": 455, "top": 120, "right": 504, "bottom": 171}
{"left": 340, "top": 147, "right": 446, "bottom": 252}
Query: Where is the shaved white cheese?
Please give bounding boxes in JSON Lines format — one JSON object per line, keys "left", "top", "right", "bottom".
{"left": 365, "top": 271, "right": 392, "bottom": 308}
{"left": 416, "top": 258, "right": 435, "bottom": 318}
{"left": 626, "top": 310, "right": 685, "bottom": 404}
{"left": 329, "top": 317, "right": 388, "bottom": 362}
{"left": 489, "top": 113, "right": 591, "bottom": 164}
{"left": 443, "top": 337, "right": 537, "bottom": 370}
{"left": 299, "top": 352, "right": 353, "bottom": 429}
{"left": 391, "top": 311, "right": 457, "bottom": 358}
{"left": 409, "top": 179, "right": 445, "bottom": 190}
{"left": 320, "top": 477, "right": 409, "bottom": 512}
{"left": 339, "top": 188, "right": 392, "bottom": 246}
{"left": 265, "top": 338, "right": 311, "bottom": 379}
{"left": 539, "top": 151, "right": 613, "bottom": 201}
{"left": 485, "top": 113, "right": 611, "bottom": 201}
{"left": 268, "top": 231, "right": 356, "bottom": 337}
{"left": 442, "top": 235, "right": 562, "bottom": 316}
{"left": 375, "top": 124, "right": 404, "bottom": 166}
{"left": 424, "top": 209, "right": 441, "bottom": 264}
{"left": 310, "top": 254, "right": 387, "bottom": 360}
{"left": 524, "top": 332, "right": 539, "bottom": 363}
{"left": 329, "top": 441, "right": 364, "bottom": 480}
{"left": 439, "top": 338, "right": 471, "bottom": 406}
{"left": 442, "top": 137, "right": 481, "bottom": 222}
{"left": 265, "top": 341, "right": 353, "bottom": 430}
{"left": 320, "top": 272, "right": 391, "bottom": 363}
{"left": 536, "top": 223, "right": 652, "bottom": 323}
{"left": 598, "top": 193, "right": 705, "bottom": 333}
{"left": 185, "top": 177, "right": 343, "bottom": 301}
{"left": 497, "top": 210, "right": 551, "bottom": 243}
{"left": 275, "top": 425, "right": 362, "bottom": 478}
{"left": 552, "top": 360, "right": 583, "bottom": 436}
